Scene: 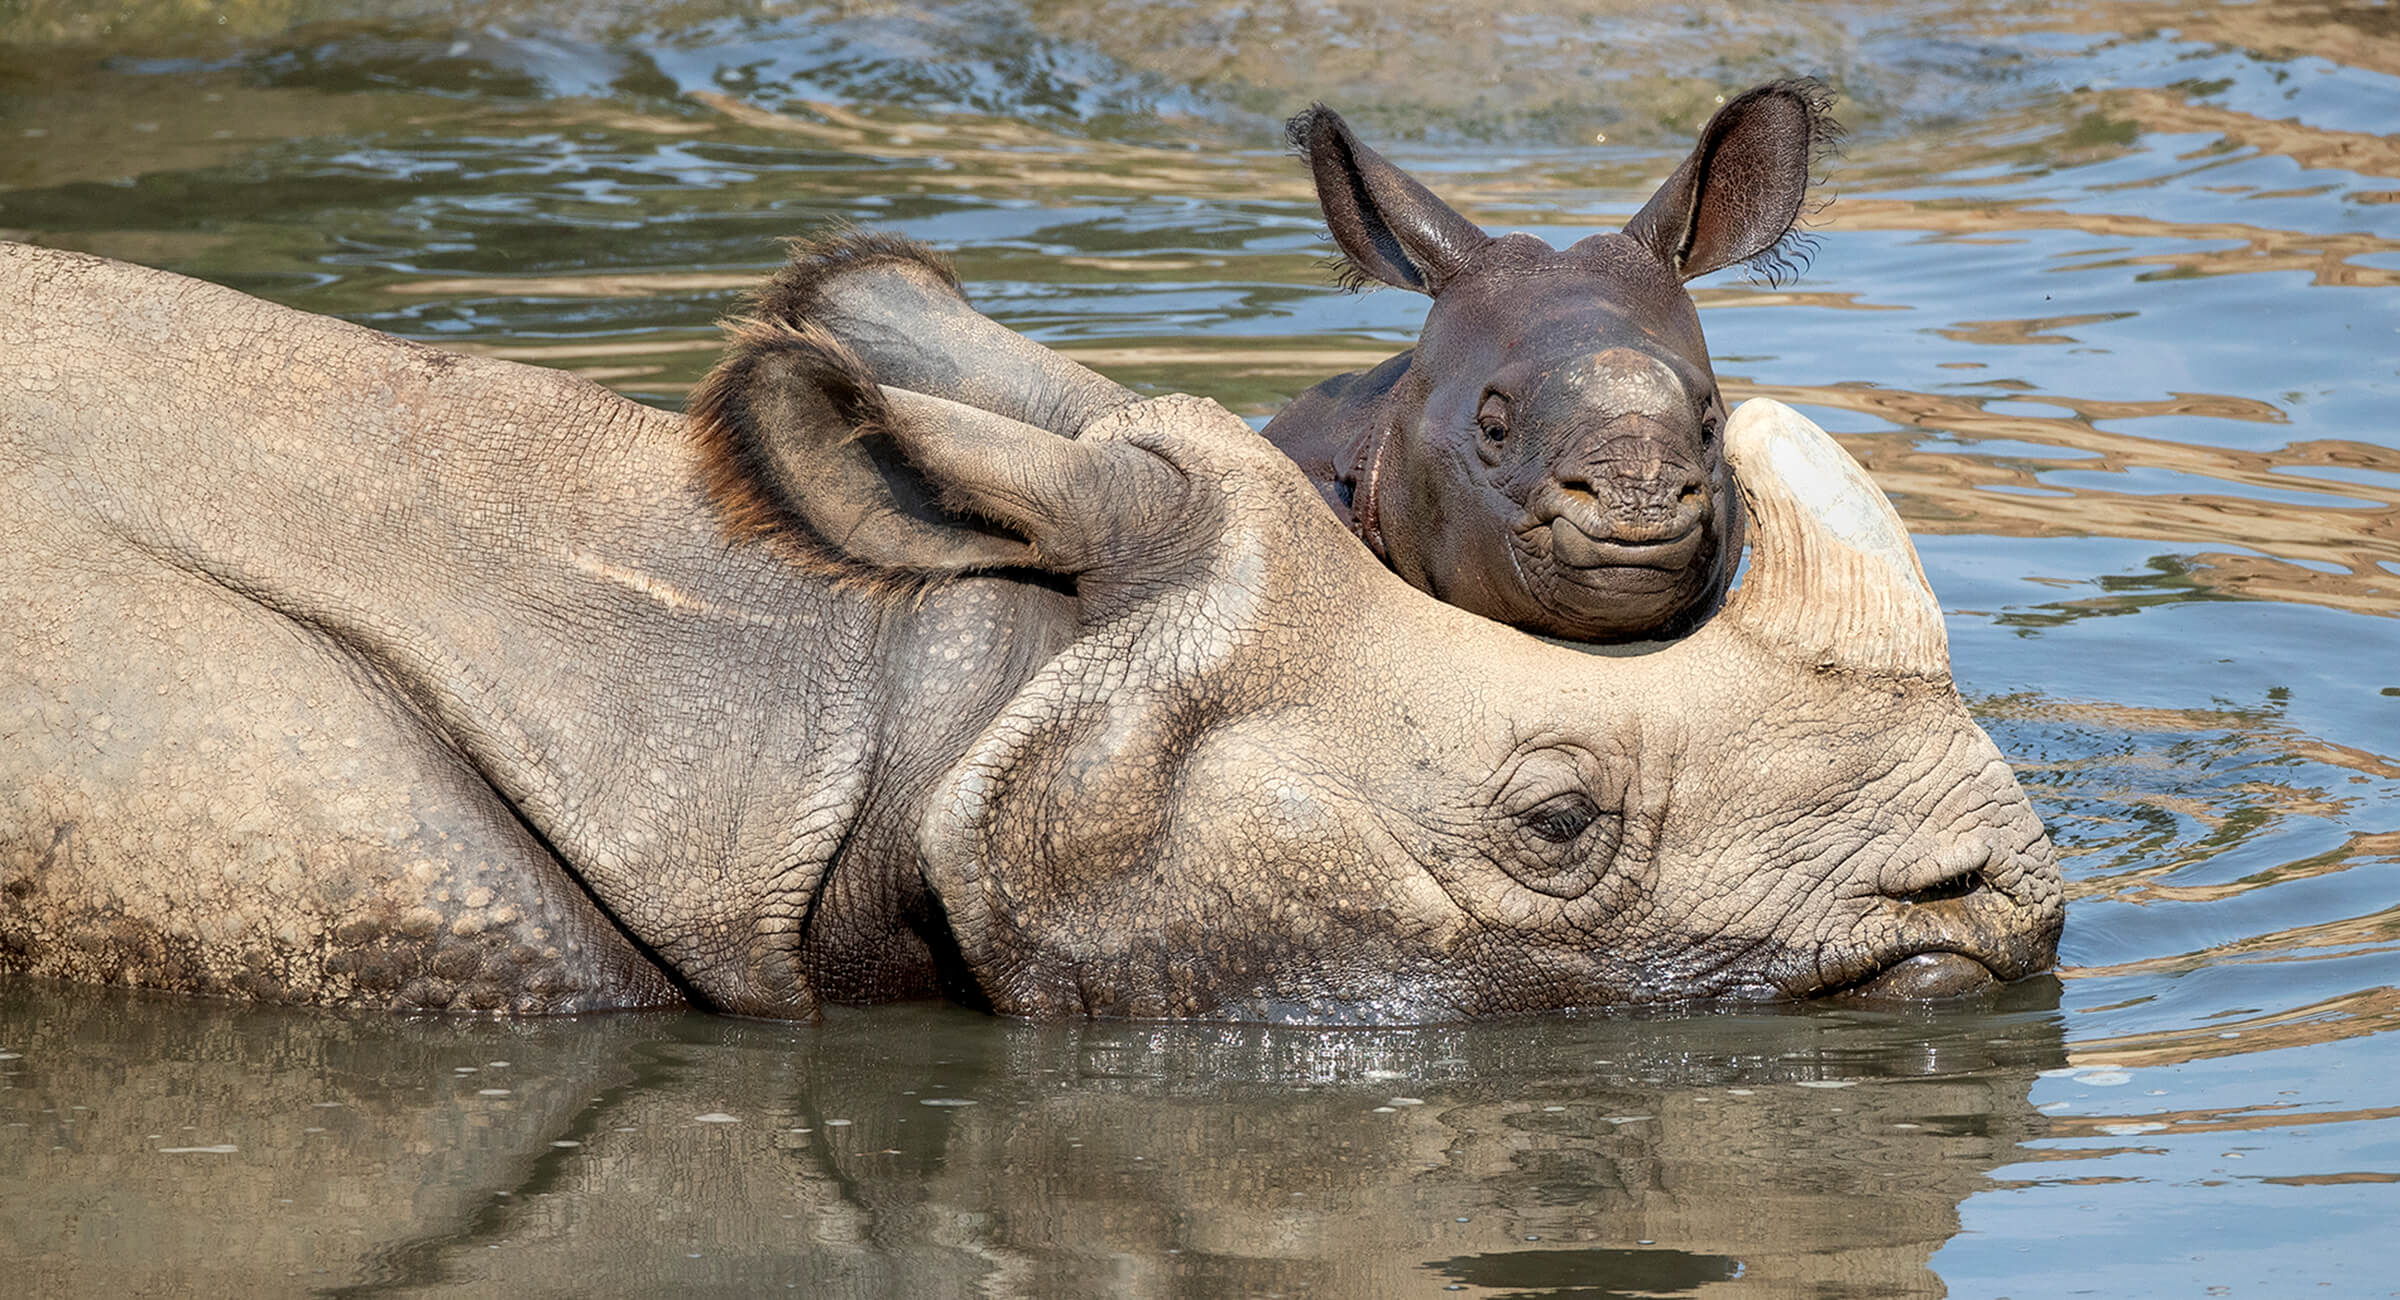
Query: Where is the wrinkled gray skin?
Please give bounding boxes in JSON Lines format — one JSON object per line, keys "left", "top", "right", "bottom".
{"left": 0, "top": 240, "right": 2061, "bottom": 1022}
{"left": 1265, "top": 81, "right": 1836, "bottom": 642}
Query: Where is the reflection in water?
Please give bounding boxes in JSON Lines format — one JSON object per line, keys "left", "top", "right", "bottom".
{"left": 3, "top": 0, "right": 2400, "bottom": 1293}
{"left": 0, "top": 983, "right": 2066, "bottom": 1297}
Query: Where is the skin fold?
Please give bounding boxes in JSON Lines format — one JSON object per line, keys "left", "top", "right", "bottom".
{"left": 0, "top": 237, "right": 2059, "bottom": 1021}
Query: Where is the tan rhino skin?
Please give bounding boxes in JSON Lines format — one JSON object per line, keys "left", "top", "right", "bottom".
{"left": 0, "top": 239, "right": 2061, "bottom": 1021}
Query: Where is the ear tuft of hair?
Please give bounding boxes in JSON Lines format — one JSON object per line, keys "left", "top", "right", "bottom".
{"left": 686, "top": 314, "right": 933, "bottom": 600}
{"left": 748, "top": 227, "right": 967, "bottom": 327}
{"left": 1281, "top": 102, "right": 1332, "bottom": 157}
{"left": 1742, "top": 77, "right": 1845, "bottom": 289}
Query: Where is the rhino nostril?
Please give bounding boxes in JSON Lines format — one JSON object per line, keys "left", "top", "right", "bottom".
{"left": 1895, "top": 869, "right": 1984, "bottom": 906}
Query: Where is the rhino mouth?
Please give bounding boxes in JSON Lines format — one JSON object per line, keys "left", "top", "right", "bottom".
{"left": 1827, "top": 951, "right": 1999, "bottom": 1000}
{"left": 1537, "top": 515, "right": 1706, "bottom": 573}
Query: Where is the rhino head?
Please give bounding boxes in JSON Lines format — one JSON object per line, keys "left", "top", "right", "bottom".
{"left": 701, "top": 255, "right": 2062, "bottom": 1019}
{"left": 1272, "top": 81, "right": 1837, "bottom": 642}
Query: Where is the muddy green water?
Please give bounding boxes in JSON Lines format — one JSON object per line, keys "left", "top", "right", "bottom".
{"left": 2, "top": 2, "right": 2397, "bottom": 1296}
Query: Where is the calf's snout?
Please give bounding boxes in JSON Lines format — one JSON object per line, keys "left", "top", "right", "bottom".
{"left": 1543, "top": 449, "right": 1710, "bottom": 545}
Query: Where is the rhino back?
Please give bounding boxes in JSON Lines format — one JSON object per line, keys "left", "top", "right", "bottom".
{"left": 0, "top": 244, "right": 1027, "bottom": 1015}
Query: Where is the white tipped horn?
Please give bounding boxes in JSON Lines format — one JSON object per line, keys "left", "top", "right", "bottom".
{"left": 1711, "top": 398, "right": 1949, "bottom": 678}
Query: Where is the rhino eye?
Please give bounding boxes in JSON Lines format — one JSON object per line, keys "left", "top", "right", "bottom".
{"left": 1521, "top": 791, "right": 1600, "bottom": 843}
{"left": 1476, "top": 392, "right": 1510, "bottom": 443}
{"left": 1700, "top": 411, "right": 1722, "bottom": 446}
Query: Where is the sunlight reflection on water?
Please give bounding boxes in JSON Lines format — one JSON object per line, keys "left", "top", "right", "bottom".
{"left": 2, "top": 0, "right": 2397, "bottom": 1295}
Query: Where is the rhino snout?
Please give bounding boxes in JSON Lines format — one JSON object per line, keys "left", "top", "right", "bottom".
{"left": 1829, "top": 823, "right": 2065, "bottom": 1001}
{"left": 1533, "top": 463, "right": 1710, "bottom": 561}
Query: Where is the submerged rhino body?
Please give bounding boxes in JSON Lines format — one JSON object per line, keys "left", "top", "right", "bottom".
{"left": 1265, "top": 81, "right": 1837, "bottom": 642}
{"left": 0, "top": 238, "right": 2059, "bottom": 1021}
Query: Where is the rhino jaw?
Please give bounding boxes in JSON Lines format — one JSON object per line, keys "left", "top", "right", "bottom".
{"left": 1838, "top": 952, "right": 1999, "bottom": 1000}
{"left": 1544, "top": 514, "right": 1707, "bottom": 573}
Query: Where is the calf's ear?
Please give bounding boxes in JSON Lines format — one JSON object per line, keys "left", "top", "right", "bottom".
{"left": 1624, "top": 79, "right": 1837, "bottom": 282}
{"left": 689, "top": 319, "right": 1159, "bottom": 580}
{"left": 1288, "top": 104, "right": 1489, "bottom": 294}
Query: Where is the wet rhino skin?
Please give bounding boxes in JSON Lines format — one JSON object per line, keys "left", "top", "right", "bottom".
{"left": 0, "top": 237, "right": 2061, "bottom": 1021}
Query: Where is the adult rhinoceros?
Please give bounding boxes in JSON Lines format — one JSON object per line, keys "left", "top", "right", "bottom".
{"left": 0, "top": 238, "right": 2060, "bottom": 1021}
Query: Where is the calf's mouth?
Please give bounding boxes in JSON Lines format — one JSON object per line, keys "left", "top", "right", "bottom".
{"left": 1540, "top": 514, "right": 1706, "bottom": 572}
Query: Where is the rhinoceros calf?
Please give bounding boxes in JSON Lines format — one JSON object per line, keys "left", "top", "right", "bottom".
{"left": 0, "top": 239, "right": 2059, "bottom": 1021}
{"left": 1264, "top": 81, "right": 1837, "bottom": 643}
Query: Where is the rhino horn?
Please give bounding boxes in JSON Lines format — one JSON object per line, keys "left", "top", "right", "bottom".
{"left": 1702, "top": 398, "right": 1949, "bottom": 679}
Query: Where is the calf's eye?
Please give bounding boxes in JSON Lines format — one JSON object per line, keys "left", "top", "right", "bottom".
{"left": 1477, "top": 392, "right": 1509, "bottom": 443}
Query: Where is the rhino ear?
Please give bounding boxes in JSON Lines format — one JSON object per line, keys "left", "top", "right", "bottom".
{"left": 1289, "top": 103, "right": 1490, "bottom": 295}
{"left": 1624, "top": 79, "right": 1838, "bottom": 282}
{"left": 756, "top": 231, "right": 1140, "bottom": 439}
{"left": 688, "top": 318, "right": 1150, "bottom": 579}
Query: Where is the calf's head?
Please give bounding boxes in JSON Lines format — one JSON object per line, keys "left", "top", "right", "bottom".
{"left": 1294, "top": 81, "right": 1834, "bottom": 641}
{"left": 697, "top": 315, "right": 2059, "bottom": 1021}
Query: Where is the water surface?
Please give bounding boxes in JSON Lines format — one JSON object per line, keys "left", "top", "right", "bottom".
{"left": 3, "top": 1, "right": 2397, "bottom": 1295}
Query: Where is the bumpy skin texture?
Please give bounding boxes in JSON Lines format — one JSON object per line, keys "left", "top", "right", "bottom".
{"left": 1264, "top": 81, "right": 1837, "bottom": 643}
{"left": 0, "top": 238, "right": 2061, "bottom": 1021}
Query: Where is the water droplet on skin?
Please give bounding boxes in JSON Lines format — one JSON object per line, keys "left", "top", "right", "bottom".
{"left": 478, "top": 1089, "right": 510, "bottom": 1097}
{"left": 1796, "top": 1080, "right": 1855, "bottom": 1089}
{"left": 919, "top": 1098, "right": 976, "bottom": 1107}
{"left": 1389, "top": 1097, "right": 1424, "bottom": 1107}
{"left": 1372, "top": 1106, "right": 1397, "bottom": 1114}
{"left": 552, "top": 1140, "right": 579, "bottom": 1148}
{"left": 693, "top": 1113, "right": 739, "bottom": 1123}
{"left": 823, "top": 1119, "right": 852, "bottom": 1127}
